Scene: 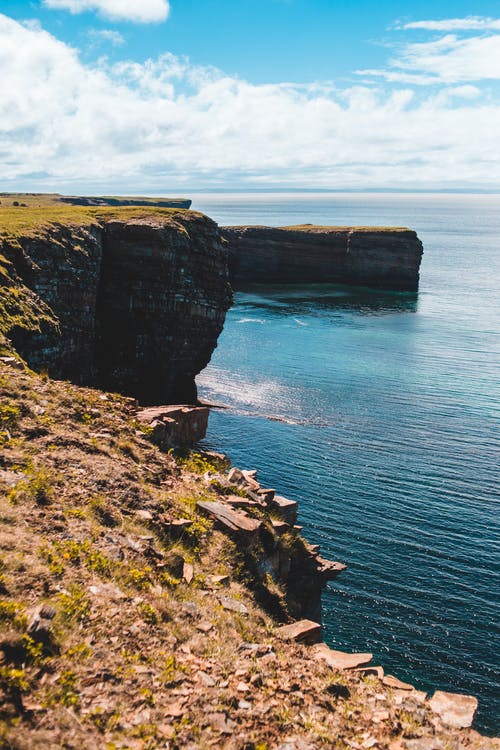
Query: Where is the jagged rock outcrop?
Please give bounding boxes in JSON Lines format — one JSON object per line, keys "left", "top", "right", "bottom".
{"left": 0, "top": 210, "right": 231, "bottom": 403}
{"left": 223, "top": 224, "right": 424, "bottom": 291}
{"left": 197, "top": 465, "right": 347, "bottom": 622}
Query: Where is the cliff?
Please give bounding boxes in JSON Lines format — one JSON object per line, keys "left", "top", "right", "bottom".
{"left": 0, "top": 194, "right": 192, "bottom": 210}
{"left": 57, "top": 196, "right": 192, "bottom": 209}
{"left": 223, "top": 225, "right": 424, "bottom": 292}
{"left": 0, "top": 205, "right": 231, "bottom": 404}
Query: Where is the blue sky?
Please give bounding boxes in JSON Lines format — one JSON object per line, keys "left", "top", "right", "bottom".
{"left": 1, "top": 0, "right": 500, "bottom": 191}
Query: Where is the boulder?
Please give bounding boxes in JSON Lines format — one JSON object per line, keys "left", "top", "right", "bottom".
{"left": 257, "top": 488, "right": 276, "bottom": 503}
{"left": 428, "top": 690, "right": 478, "bottom": 728}
{"left": 136, "top": 405, "right": 209, "bottom": 448}
{"left": 271, "top": 495, "right": 298, "bottom": 525}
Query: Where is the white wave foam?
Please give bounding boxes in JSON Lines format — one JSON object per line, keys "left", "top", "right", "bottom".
{"left": 237, "top": 317, "right": 267, "bottom": 324}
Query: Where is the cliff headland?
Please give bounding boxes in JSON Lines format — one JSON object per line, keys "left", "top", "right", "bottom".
{"left": 223, "top": 225, "right": 423, "bottom": 292}
{"left": 0, "top": 195, "right": 493, "bottom": 749}
{"left": 0, "top": 198, "right": 230, "bottom": 404}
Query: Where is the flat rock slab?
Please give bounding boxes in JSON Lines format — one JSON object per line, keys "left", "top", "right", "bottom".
{"left": 137, "top": 404, "right": 207, "bottom": 423}
{"left": 428, "top": 690, "right": 478, "bottom": 728}
{"left": 225, "top": 496, "right": 260, "bottom": 509}
{"left": 382, "top": 674, "right": 414, "bottom": 691}
{"left": 276, "top": 619, "right": 321, "bottom": 644}
{"left": 197, "top": 501, "right": 261, "bottom": 542}
{"left": 311, "top": 643, "right": 373, "bottom": 670}
{"left": 161, "top": 518, "right": 193, "bottom": 537}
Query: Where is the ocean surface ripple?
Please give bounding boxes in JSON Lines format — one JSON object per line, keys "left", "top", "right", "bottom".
{"left": 193, "top": 193, "right": 500, "bottom": 734}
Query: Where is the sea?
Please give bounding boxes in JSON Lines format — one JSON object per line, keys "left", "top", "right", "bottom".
{"left": 190, "top": 193, "right": 500, "bottom": 734}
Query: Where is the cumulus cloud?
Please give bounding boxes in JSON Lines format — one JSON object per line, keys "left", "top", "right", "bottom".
{"left": 43, "top": 0, "right": 170, "bottom": 23}
{"left": 402, "top": 17, "right": 500, "bottom": 31}
{"left": 1, "top": 13, "right": 499, "bottom": 191}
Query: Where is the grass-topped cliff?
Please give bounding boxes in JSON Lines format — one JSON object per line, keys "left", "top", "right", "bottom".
{"left": 0, "top": 198, "right": 204, "bottom": 357}
{"left": 222, "top": 225, "right": 424, "bottom": 291}
{"left": 0, "top": 197, "right": 231, "bottom": 403}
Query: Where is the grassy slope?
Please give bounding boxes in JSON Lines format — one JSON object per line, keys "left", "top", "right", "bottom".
{"left": 0, "top": 362, "right": 497, "bottom": 749}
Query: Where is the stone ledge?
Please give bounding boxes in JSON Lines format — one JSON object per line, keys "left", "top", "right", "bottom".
{"left": 276, "top": 619, "right": 322, "bottom": 644}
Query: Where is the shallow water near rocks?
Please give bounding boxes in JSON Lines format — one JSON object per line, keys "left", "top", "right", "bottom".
{"left": 193, "top": 193, "right": 500, "bottom": 734}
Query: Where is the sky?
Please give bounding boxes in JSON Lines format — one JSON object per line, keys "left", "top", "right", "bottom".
{"left": 1, "top": 0, "right": 500, "bottom": 193}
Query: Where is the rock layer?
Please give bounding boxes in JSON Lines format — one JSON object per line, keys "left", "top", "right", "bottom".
{"left": 1, "top": 210, "right": 231, "bottom": 403}
{"left": 223, "top": 224, "right": 424, "bottom": 291}
{"left": 96, "top": 215, "right": 231, "bottom": 403}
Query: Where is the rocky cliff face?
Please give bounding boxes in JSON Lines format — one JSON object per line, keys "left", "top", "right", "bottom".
{"left": 223, "top": 225, "right": 424, "bottom": 291}
{"left": 1, "top": 210, "right": 231, "bottom": 403}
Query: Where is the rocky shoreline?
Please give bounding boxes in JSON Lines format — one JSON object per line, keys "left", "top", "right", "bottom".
{"left": 1, "top": 358, "right": 492, "bottom": 748}
{"left": 134, "top": 399, "right": 483, "bottom": 731}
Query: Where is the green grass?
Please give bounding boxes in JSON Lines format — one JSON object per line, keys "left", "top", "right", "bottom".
{"left": 0, "top": 196, "right": 205, "bottom": 355}
{"left": 280, "top": 224, "right": 412, "bottom": 232}
{"left": 0, "top": 204, "right": 202, "bottom": 242}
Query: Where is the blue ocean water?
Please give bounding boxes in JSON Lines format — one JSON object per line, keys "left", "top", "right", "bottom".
{"left": 192, "top": 193, "right": 500, "bottom": 734}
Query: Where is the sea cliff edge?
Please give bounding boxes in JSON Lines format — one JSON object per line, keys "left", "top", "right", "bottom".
{"left": 0, "top": 195, "right": 494, "bottom": 748}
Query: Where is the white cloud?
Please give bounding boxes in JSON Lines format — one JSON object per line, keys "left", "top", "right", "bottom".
{"left": 43, "top": 0, "right": 170, "bottom": 23}
{"left": 88, "top": 28, "right": 125, "bottom": 46}
{"left": 1, "top": 13, "right": 500, "bottom": 191}
{"left": 359, "top": 33, "right": 500, "bottom": 85}
{"left": 402, "top": 17, "right": 500, "bottom": 31}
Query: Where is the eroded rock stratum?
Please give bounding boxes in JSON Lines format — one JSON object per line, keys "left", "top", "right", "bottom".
{"left": 0, "top": 208, "right": 232, "bottom": 404}
{"left": 223, "top": 225, "right": 424, "bottom": 291}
